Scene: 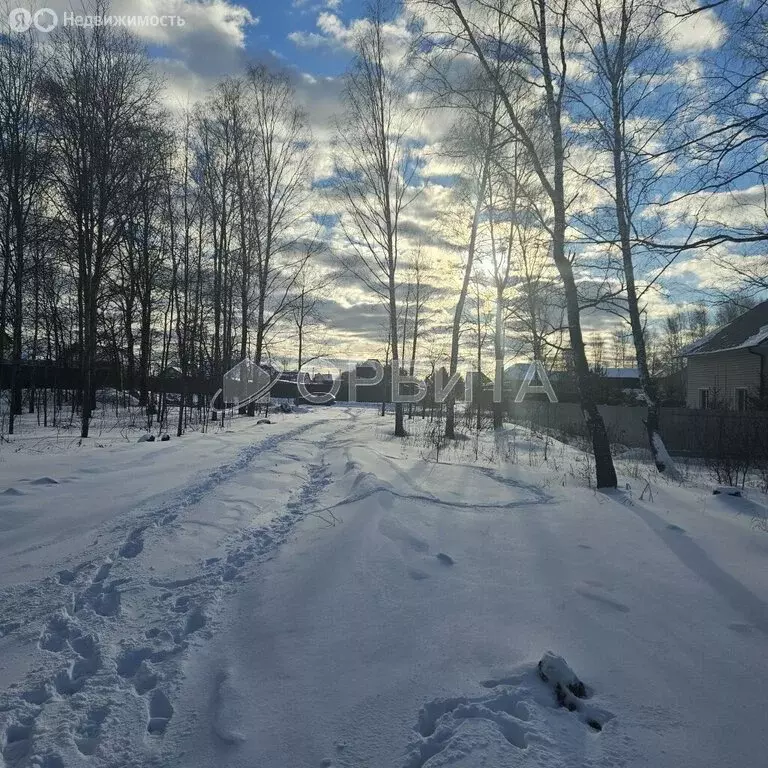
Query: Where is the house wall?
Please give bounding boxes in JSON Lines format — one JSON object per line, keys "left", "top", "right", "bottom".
{"left": 685, "top": 350, "right": 762, "bottom": 408}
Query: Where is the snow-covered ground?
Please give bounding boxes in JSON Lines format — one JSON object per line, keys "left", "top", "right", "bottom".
{"left": 1, "top": 406, "right": 767, "bottom": 768}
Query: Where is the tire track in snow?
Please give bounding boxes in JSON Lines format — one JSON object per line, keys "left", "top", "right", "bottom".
{"left": 0, "top": 415, "right": 346, "bottom": 768}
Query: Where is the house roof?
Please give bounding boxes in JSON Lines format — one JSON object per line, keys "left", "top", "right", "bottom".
{"left": 503, "top": 363, "right": 639, "bottom": 380}
{"left": 602, "top": 367, "right": 640, "bottom": 379}
{"left": 683, "top": 300, "right": 768, "bottom": 356}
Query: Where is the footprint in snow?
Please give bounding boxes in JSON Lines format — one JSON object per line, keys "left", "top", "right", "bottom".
{"left": 666, "top": 524, "right": 686, "bottom": 533}
{"left": 3, "top": 723, "right": 34, "bottom": 764}
{"left": 119, "top": 527, "right": 146, "bottom": 559}
{"left": 75, "top": 705, "right": 108, "bottom": 756}
{"left": 0, "top": 620, "right": 21, "bottom": 637}
{"left": 147, "top": 690, "right": 174, "bottom": 735}
{"left": 574, "top": 587, "right": 630, "bottom": 614}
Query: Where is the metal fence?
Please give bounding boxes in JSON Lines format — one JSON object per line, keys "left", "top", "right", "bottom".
{"left": 504, "top": 401, "right": 768, "bottom": 458}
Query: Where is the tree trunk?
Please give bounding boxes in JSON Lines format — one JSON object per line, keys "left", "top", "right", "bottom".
{"left": 81, "top": 292, "right": 97, "bottom": 439}
{"left": 11, "top": 226, "right": 24, "bottom": 418}
{"left": 493, "top": 286, "right": 504, "bottom": 429}
{"left": 552, "top": 226, "right": 616, "bottom": 488}
{"left": 389, "top": 278, "right": 405, "bottom": 437}
{"left": 608, "top": 79, "right": 677, "bottom": 476}
{"left": 446, "top": 144, "right": 492, "bottom": 440}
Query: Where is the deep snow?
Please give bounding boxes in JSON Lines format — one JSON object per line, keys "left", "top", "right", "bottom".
{"left": 0, "top": 406, "right": 767, "bottom": 768}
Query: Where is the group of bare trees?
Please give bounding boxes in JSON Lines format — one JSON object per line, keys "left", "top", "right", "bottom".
{"left": 391, "top": 0, "right": 767, "bottom": 486}
{"left": 0, "top": 20, "right": 325, "bottom": 437}
{"left": 2, "top": 0, "right": 766, "bottom": 487}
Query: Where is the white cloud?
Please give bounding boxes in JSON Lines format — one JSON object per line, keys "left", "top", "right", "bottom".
{"left": 292, "top": 0, "right": 342, "bottom": 10}
{"left": 38, "top": 0, "right": 257, "bottom": 100}
{"left": 659, "top": 185, "right": 768, "bottom": 231}
{"left": 41, "top": 0, "right": 256, "bottom": 51}
{"left": 288, "top": 11, "right": 410, "bottom": 56}
{"left": 662, "top": 4, "right": 726, "bottom": 52}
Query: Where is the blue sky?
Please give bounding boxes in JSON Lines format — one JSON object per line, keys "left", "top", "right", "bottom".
{"left": 246, "top": 1, "right": 354, "bottom": 77}
{"left": 30, "top": 0, "right": 757, "bottom": 359}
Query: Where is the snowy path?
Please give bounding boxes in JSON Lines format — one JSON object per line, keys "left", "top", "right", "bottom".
{"left": 2, "top": 408, "right": 768, "bottom": 768}
{"left": 0, "top": 409, "right": 352, "bottom": 767}
{"left": 160, "top": 411, "right": 767, "bottom": 768}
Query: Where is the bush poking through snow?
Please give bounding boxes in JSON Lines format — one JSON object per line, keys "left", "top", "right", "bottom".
{"left": 713, "top": 486, "right": 742, "bottom": 497}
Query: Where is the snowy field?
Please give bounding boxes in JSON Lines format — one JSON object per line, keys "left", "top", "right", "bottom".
{"left": 1, "top": 405, "right": 767, "bottom": 768}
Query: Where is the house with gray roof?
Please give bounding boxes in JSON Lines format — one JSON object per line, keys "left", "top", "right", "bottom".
{"left": 683, "top": 300, "right": 768, "bottom": 409}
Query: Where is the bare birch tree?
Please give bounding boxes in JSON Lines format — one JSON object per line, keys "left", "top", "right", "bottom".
{"left": 414, "top": 0, "right": 618, "bottom": 486}
{"left": 443, "top": 91, "right": 498, "bottom": 438}
{"left": 333, "top": 1, "right": 420, "bottom": 436}
{"left": 247, "top": 65, "right": 313, "bottom": 368}
{"left": 570, "top": 0, "right": 685, "bottom": 474}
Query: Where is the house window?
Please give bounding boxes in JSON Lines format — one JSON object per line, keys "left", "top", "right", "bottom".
{"left": 736, "top": 388, "right": 748, "bottom": 412}
{"left": 698, "top": 388, "right": 710, "bottom": 409}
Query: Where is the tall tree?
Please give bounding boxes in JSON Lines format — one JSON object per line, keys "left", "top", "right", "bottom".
{"left": 0, "top": 28, "right": 46, "bottom": 432}
{"left": 415, "top": 0, "right": 618, "bottom": 486}
{"left": 290, "top": 251, "right": 333, "bottom": 369}
{"left": 571, "top": 0, "right": 684, "bottom": 474}
{"left": 334, "top": 1, "right": 420, "bottom": 437}
{"left": 42, "top": 14, "right": 158, "bottom": 437}
{"left": 444, "top": 90, "right": 498, "bottom": 439}
{"left": 246, "top": 65, "right": 314, "bottom": 369}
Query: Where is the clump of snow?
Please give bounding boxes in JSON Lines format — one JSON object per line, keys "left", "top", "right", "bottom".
{"left": 29, "top": 476, "right": 59, "bottom": 485}
{"left": 537, "top": 651, "right": 587, "bottom": 700}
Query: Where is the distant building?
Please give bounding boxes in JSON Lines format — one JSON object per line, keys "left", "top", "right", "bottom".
{"left": 500, "top": 362, "right": 641, "bottom": 404}
{"left": 601, "top": 367, "right": 640, "bottom": 385}
{"left": 683, "top": 299, "right": 768, "bottom": 410}
{"left": 158, "top": 365, "right": 182, "bottom": 379}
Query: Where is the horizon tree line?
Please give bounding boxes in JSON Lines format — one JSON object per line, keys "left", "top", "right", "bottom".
{"left": 1, "top": 0, "right": 767, "bottom": 490}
